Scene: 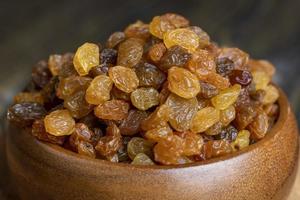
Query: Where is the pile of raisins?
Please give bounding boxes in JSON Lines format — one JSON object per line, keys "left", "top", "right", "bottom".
{"left": 7, "top": 13, "right": 280, "bottom": 166}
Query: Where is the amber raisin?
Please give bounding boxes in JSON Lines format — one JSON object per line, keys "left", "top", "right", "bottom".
{"left": 108, "top": 66, "right": 139, "bottom": 93}
{"left": 119, "top": 109, "right": 149, "bottom": 136}
{"left": 32, "top": 60, "right": 52, "bottom": 88}
{"left": 57, "top": 76, "right": 92, "bottom": 100}
{"left": 168, "top": 67, "right": 200, "bottom": 99}
{"left": 14, "top": 92, "right": 44, "bottom": 105}
{"left": 44, "top": 109, "right": 75, "bottom": 136}
{"left": 188, "top": 26, "right": 210, "bottom": 48}
{"left": 234, "top": 102, "right": 257, "bottom": 130}
{"left": 111, "top": 86, "right": 131, "bottom": 101}
{"left": 153, "top": 135, "right": 185, "bottom": 165}
{"left": 124, "top": 20, "right": 150, "bottom": 40}
{"left": 135, "top": 62, "right": 166, "bottom": 89}
{"left": 145, "top": 125, "right": 173, "bottom": 143}
{"left": 141, "top": 104, "right": 169, "bottom": 131}
{"left": 48, "top": 53, "right": 74, "bottom": 76}
{"left": 85, "top": 75, "right": 113, "bottom": 105}
{"left": 94, "top": 99, "right": 129, "bottom": 120}
{"left": 64, "top": 90, "right": 93, "bottom": 119}
{"left": 69, "top": 123, "right": 97, "bottom": 151}
{"left": 159, "top": 45, "right": 191, "bottom": 72}
{"left": 32, "top": 119, "right": 66, "bottom": 145}
{"left": 117, "top": 38, "right": 143, "bottom": 68}
{"left": 205, "top": 140, "right": 233, "bottom": 158}
{"left": 186, "top": 49, "right": 216, "bottom": 80}
{"left": 177, "top": 131, "right": 204, "bottom": 156}
{"left": 7, "top": 103, "right": 46, "bottom": 127}
{"left": 148, "top": 42, "right": 167, "bottom": 63}
{"left": 166, "top": 93, "right": 198, "bottom": 131}
{"left": 77, "top": 141, "right": 96, "bottom": 158}
{"left": 248, "top": 110, "right": 269, "bottom": 141}
{"left": 73, "top": 43, "right": 100, "bottom": 76}
{"left": 95, "top": 123, "right": 122, "bottom": 158}
{"left": 106, "top": 31, "right": 126, "bottom": 49}
{"left": 158, "top": 82, "right": 170, "bottom": 105}
{"left": 149, "top": 13, "right": 189, "bottom": 39}
{"left": 131, "top": 87, "right": 159, "bottom": 110}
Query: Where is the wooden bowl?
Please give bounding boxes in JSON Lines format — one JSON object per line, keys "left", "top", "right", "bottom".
{"left": 5, "top": 87, "right": 299, "bottom": 200}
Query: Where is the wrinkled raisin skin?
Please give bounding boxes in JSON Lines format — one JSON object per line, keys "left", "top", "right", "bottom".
{"left": 7, "top": 103, "right": 46, "bottom": 127}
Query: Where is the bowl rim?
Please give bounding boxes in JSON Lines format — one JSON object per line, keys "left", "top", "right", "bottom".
{"left": 13, "top": 85, "right": 289, "bottom": 170}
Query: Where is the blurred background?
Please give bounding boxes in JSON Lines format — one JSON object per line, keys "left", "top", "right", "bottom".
{"left": 0, "top": 0, "right": 299, "bottom": 198}
{"left": 0, "top": 0, "right": 299, "bottom": 119}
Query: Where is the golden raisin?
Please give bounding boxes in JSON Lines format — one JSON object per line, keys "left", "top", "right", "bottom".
{"left": 85, "top": 75, "right": 113, "bottom": 105}
{"left": 211, "top": 84, "right": 241, "bottom": 110}
{"left": 163, "top": 28, "right": 199, "bottom": 51}
{"left": 191, "top": 106, "right": 220, "bottom": 133}
{"left": 130, "top": 87, "right": 159, "bottom": 111}
{"left": 252, "top": 71, "right": 270, "bottom": 90}
{"left": 262, "top": 85, "right": 279, "bottom": 105}
{"left": 166, "top": 93, "right": 198, "bottom": 131}
{"left": 168, "top": 67, "right": 200, "bottom": 99}
{"left": 73, "top": 43, "right": 100, "bottom": 76}
{"left": 44, "top": 109, "right": 75, "bottom": 136}
{"left": 108, "top": 66, "right": 139, "bottom": 93}
{"left": 149, "top": 13, "right": 189, "bottom": 39}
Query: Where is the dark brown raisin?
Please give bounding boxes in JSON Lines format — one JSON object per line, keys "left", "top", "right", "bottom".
{"left": 100, "top": 48, "right": 117, "bottom": 65}
{"left": 119, "top": 109, "right": 149, "bottom": 136}
{"left": 214, "top": 125, "right": 238, "bottom": 142}
{"left": 32, "top": 60, "right": 52, "bottom": 88}
{"left": 198, "top": 81, "right": 219, "bottom": 99}
{"left": 135, "top": 62, "right": 166, "bottom": 89}
{"left": 229, "top": 70, "right": 252, "bottom": 86}
{"left": 216, "top": 57, "right": 234, "bottom": 77}
{"left": 7, "top": 102, "right": 46, "bottom": 127}
{"left": 159, "top": 45, "right": 191, "bottom": 72}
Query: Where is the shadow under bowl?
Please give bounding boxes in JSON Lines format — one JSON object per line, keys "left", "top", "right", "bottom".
{"left": 5, "top": 87, "right": 299, "bottom": 200}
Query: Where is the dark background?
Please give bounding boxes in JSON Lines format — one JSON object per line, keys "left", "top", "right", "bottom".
{"left": 0, "top": 0, "right": 299, "bottom": 198}
{"left": 0, "top": 0, "right": 299, "bottom": 119}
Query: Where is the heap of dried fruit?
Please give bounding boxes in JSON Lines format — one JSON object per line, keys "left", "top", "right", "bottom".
{"left": 7, "top": 13, "right": 280, "bottom": 166}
